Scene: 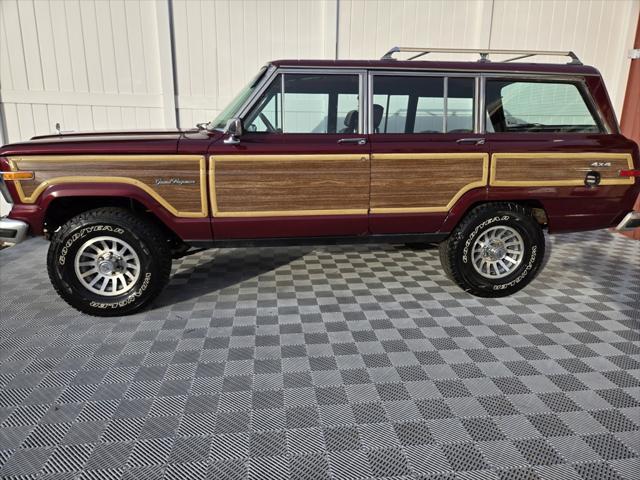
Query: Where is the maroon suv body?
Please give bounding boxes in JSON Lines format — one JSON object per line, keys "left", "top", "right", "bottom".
{"left": 1, "top": 48, "right": 638, "bottom": 316}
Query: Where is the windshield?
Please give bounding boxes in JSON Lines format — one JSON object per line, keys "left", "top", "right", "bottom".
{"left": 208, "top": 66, "right": 269, "bottom": 130}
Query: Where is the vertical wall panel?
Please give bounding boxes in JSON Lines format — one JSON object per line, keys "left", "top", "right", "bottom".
{"left": 49, "top": 0, "right": 75, "bottom": 92}
{"left": 172, "top": 0, "right": 330, "bottom": 125}
{"left": 337, "top": 0, "right": 490, "bottom": 61}
{"left": 16, "top": 0, "right": 44, "bottom": 92}
{"left": 1, "top": 0, "right": 165, "bottom": 141}
{"left": 79, "top": 0, "right": 104, "bottom": 93}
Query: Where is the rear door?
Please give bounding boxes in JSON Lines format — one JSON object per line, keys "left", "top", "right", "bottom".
{"left": 483, "top": 76, "right": 637, "bottom": 232}
{"left": 209, "top": 70, "right": 371, "bottom": 239}
{"left": 368, "top": 72, "right": 489, "bottom": 234}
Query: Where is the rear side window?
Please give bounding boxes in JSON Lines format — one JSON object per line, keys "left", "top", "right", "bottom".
{"left": 372, "top": 75, "right": 475, "bottom": 134}
{"left": 485, "top": 79, "right": 600, "bottom": 133}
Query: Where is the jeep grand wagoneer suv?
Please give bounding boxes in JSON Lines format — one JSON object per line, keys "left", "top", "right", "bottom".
{"left": 1, "top": 47, "right": 639, "bottom": 316}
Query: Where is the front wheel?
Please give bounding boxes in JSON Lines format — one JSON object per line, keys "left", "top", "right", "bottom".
{"left": 47, "top": 208, "right": 172, "bottom": 316}
{"left": 439, "top": 203, "right": 545, "bottom": 297}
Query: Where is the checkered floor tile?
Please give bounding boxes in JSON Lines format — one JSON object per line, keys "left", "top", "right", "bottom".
{"left": 0, "top": 230, "right": 638, "bottom": 480}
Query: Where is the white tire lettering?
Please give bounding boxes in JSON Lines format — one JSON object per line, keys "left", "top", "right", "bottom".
{"left": 58, "top": 225, "right": 124, "bottom": 265}
{"left": 89, "top": 272, "right": 152, "bottom": 309}
{"left": 492, "top": 245, "right": 538, "bottom": 290}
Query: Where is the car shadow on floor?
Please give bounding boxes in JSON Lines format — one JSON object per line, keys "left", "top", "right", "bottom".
{"left": 152, "top": 246, "right": 313, "bottom": 308}
{"left": 152, "top": 237, "right": 563, "bottom": 310}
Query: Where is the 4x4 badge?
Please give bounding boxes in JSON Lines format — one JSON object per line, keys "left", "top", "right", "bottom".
{"left": 591, "top": 161, "right": 611, "bottom": 167}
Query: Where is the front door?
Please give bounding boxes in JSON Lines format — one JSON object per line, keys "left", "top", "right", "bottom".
{"left": 209, "top": 71, "right": 371, "bottom": 239}
{"left": 368, "top": 73, "right": 488, "bottom": 234}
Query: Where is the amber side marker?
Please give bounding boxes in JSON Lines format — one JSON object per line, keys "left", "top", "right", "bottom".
{"left": 2, "top": 171, "right": 35, "bottom": 181}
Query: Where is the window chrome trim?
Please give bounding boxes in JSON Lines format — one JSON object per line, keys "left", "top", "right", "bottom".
{"left": 232, "top": 65, "right": 609, "bottom": 136}
{"left": 367, "top": 73, "right": 374, "bottom": 134}
{"left": 478, "top": 76, "right": 486, "bottom": 134}
{"left": 473, "top": 76, "right": 482, "bottom": 134}
{"left": 368, "top": 70, "right": 479, "bottom": 134}
{"left": 234, "top": 64, "right": 278, "bottom": 121}
{"left": 443, "top": 77, "right": 448, "bottom": 133}
{"left": 360, "top": 71, "right": 368, "bottom": 134}
{"left": 280, "top": 74, "right": 285, "bottom": 131}
{"left": 237, "top": 67, "right": 368, "bottom": 134}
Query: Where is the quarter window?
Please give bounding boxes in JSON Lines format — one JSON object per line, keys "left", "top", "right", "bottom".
{"left": 372, "top": 75, "right": 475, "bottom": 134}
{"left": 244, "top": 74, "right": 360, "bottom": 134}
{"left": 484, "top": 79, "right": 600, "bottom": 133}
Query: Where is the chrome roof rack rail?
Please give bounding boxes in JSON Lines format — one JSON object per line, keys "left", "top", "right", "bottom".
{"left": 380, "top": 47, "right": 582, "bottom": 65}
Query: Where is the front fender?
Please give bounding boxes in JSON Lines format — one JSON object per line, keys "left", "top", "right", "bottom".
{"left": 10, "top": 182, "right": 211, "bottom": 241}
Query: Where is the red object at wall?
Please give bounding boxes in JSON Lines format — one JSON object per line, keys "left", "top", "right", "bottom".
{"left": 620, "top": 12, "right": 640, "bottom": 240}
{"left": 621, "top": 12, "right": 640, "bottom": 144}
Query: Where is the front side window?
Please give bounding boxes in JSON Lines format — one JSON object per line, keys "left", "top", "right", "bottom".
{"left": 210, "top": 66, "right": 268, "bottom": 130}
{"left": 244, "top": 73, "right": 360, "bottom": 134}
{"left": 372, "top": 75, "right": 474, "bottom": 134}
{"left": 485, "top": 79, "right": 600, "bottom": 133}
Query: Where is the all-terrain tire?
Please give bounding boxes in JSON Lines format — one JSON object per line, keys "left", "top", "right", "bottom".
{"left": 439, "top": 203, "right": 545, "bottom": 297}
{"left": 47, "top": 208, "right": 172, "bottom": 316}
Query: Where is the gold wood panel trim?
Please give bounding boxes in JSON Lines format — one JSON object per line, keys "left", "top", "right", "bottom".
{"left": 369, "top": 152, "right": 489, "bottom": 214}
{"left": 8, "top": 155, "right": 208, "bottom": 218}
{"left": 209, "top": 154, "right": 370, "bottom": 217}
{"left": 215, "top": 154, "right": 366, "bottom": 162}
{"left": 213, "top": 209, "right": 369, "bottom": 218}
{"left": 490, "top": 152, "right": 634, "bottom": 187}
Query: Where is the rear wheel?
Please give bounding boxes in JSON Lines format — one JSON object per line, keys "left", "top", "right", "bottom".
{"left": 47, "top": 208, "right": 172, "bottom": 316}
{"left": 439, "top": 203, "right": 545, "bottom": 297}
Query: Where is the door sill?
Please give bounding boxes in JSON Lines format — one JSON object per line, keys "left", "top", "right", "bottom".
{"left": 186, "top": 233, "right": 448, "bottom": 249}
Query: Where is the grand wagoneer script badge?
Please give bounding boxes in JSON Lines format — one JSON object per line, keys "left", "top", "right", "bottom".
{"left": 155, "top": 178, "right": 196, "bottom": 186}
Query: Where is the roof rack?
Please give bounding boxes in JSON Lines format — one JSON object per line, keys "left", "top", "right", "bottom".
{"left": 381, "top": 47, "right": 582, "bottom": 65}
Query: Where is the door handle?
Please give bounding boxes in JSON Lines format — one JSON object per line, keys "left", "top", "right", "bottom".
{"left": 456, "top": 138, "right": 486, "bottom": 145}
{"left": 338, "top": 137, "right": 367, "bottom": 145}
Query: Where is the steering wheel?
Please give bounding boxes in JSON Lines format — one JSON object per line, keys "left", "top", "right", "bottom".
{"left": 259, "top": 113, "right": 277, "bottom": 133}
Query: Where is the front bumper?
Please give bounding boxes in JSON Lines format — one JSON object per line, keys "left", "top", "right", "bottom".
{"left": 615, "top": 211, "right": 640, "bottom": 232}
{"left": 0, "top": 217, "right": 28, "bottom": 244}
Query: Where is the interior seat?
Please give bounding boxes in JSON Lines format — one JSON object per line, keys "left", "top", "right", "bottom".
{"left": 340, "top": 110, "right": 358, "bottom": 133}
{"left": 372, "top": 104, "right": 384, "bottom": 133}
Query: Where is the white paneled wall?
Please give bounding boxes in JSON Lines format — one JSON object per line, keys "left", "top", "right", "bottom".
{"left": 337, "top": 0, "right": 494, "bottom": 59}
{"left": 489, "top": 0, "right": 638, "bottom": 115}
{"left": 171, "top": 0, "right": 335, "bottom": 126}
{"left": 1, "top": 0, "right": 638, "bottom": 141}
{"left": 0, "top": 0, "right": 638, "bottom": 214}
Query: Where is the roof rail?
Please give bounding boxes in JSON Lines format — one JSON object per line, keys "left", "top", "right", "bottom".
{"left": 381, "top": 47, "right": 582, "bottom": 65}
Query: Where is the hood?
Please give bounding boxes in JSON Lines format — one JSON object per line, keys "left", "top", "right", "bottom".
{"left": 0, "top": 128, "right": 199, "bottom": 157}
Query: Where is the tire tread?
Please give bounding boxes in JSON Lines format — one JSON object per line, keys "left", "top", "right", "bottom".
{"left": 440, "top": 202, "right": 544, "bottom": 297}
{"left": 47, "top": 207, "right": 171, "bottom": 316}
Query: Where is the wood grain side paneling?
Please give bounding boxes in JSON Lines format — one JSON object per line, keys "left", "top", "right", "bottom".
{"left": 490, "top": 153, "right": 634, "bottom": 186}
{"left": 370, "top": 153, "right": 488, "bottom": 213}
{"left": 9, "top": 155, "right": 207, "bottom": 218}
{"left": 212, "top": 155, "right": 370, "bottom": 217}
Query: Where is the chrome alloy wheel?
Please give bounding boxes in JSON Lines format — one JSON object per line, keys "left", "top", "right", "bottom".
{"left": 471, "top": 226, "right": 525, "bottom": 279}
{"left": 74, "top": 236, "right": 141, "bottom": 296}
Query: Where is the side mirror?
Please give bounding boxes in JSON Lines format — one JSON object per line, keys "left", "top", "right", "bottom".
{"left": 223, "top": 118, "right": 243, "bottom": 144}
